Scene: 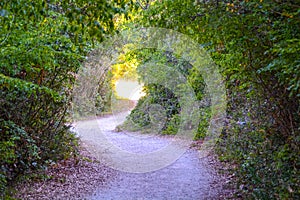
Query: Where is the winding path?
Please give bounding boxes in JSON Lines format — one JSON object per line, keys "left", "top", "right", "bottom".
{"left": 74, "top": 112, "right": 229, "bottom": 200}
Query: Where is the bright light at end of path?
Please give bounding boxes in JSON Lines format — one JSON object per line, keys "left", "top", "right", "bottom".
{"left": 115, "top": 79, "right": 145, "bottom": 100}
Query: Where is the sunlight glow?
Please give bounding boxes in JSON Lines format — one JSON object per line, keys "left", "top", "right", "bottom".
{"left": 115, "top": 79, "right": 145, "bottom": 100}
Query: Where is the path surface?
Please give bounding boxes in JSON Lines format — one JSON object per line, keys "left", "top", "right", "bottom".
{"left": 74, "top": 112, "right": 229, "bottom": 200}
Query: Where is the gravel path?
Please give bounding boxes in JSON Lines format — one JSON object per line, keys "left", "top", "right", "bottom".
{"left": 74, "top": 112, "right": 233, "bottom": 200}
{"left": 14, "top": 111, "right": 234, "bottom": 199}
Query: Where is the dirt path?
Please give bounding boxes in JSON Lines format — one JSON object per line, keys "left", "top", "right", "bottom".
{"left": 74, "top": 112, "right": 232, "bottom": 199}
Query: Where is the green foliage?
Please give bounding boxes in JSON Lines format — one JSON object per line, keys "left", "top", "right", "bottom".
{"left": 129, "top": 0, "right": 299, "bottom": 198}
{"left": 0, "top": 0, "right": 129, "bottom": 196}
{"left": 95, "top": 71, "right": 113, "bottom": 115}
{"left": 120, "top": 49, "right": 211, "bottom": 138}
{"left": 0, "top": 119, "right": 39, "bottom": 183}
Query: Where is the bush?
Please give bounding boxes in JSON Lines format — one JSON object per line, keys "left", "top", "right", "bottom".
{"left": 0, "top": 120, "right": 39, "bottom": 194}
{"left": 0, "top": 0, "right": 128, "bottom": 196}
{"left": 130, "top": 0, "right": 300, "bottom": 198}
{"left": 0, "top": 75, "right": 78, "bottom": 195}
{"left": 120, "top": 50, "right": 211, "bottom": 138}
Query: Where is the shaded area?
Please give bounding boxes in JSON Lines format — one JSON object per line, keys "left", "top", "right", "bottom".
{"left": 13, "top": 147, "right": 117, "bottom": 200}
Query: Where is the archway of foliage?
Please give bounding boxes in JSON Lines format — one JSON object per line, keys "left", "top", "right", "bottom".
{"left": 72, "top": 27, "right": 226, "bottom": 172}
{"left": 1, "top": 0, "right": 299, "bottom": 198}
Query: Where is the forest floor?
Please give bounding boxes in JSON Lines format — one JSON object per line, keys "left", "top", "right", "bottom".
{"left": 14, "top": 109, "right": 238, "bottom": 200}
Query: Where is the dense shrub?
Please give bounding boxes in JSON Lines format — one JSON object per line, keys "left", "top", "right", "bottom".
{"left": 0, "top": 0, "right": 128, "bottom": 196}
{"left": 128, "top": 0, "right": 300, "bottom": 198}
{"left": 119, "top": 49, "right": 211, "bottom": 138}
